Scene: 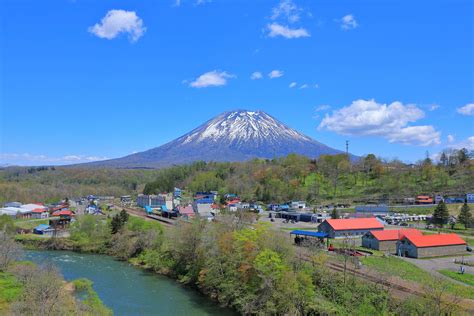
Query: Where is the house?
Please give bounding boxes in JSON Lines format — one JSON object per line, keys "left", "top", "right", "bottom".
{"left": 194, "top": 192, "right": 216, "bottom": 204}
{"left": 466, "top": 193, "right": 474, "bottom": 204}
{"left": 195, "top": 203, "right": 214, "bottom": 218}
{"left": 434, "top": 195, "right": 444, "bottom": 204}
{"left": 120, "top": 195, "right": 132, "bottom": 206}
{"left": 33, "top": 224, "right": 55, "bottom": 236}
{"left": 177, "top": 205, "right": 195, "bottom": 218}
{"left": 0, "top": 207, "right": 20, "bottom": 217}
{"left": 416, "top": 195, "right": 433, "bottom": 204}
{"left": 290, "top": 201, "right": 306, "bottom": 210}
{"left": 137, "top": 194, "right": 166, "bottom": 208}
{"left": 52, "top": 210, "right": 73, "bottom": 218}
{"left": 397, "top": 233, "right": 467, "bottom": 258}
{"left": 4, "top": 202, "right": 22, "bottom": 208}
{"left": 174, "top": 188, "right": 182, "bottom": 198}
{"left": 85, "top": 204, "right": 103, "bottom": 215}
{"left": 318, "top": 218, "right": 384, "bottom": 238}
{"left": 445, "top": 196, "right": 466, "bottom": 204}
{"left": 31, "top": 208, "right": 49, "bottom": 219}
{"left": 362, "top": 229, "right": 422, "bottom": 253}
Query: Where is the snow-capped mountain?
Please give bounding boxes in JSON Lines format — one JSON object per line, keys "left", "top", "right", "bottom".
{"left": 82, "top": 110, "right": 347, "bottom": 168}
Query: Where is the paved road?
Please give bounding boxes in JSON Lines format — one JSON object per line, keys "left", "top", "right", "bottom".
{"left": 400, "top": 255, "right": 474, "bottom": 286}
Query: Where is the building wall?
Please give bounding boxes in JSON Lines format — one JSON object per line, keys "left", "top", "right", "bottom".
{"left": 318, "top": 221, "right": 335, "bottom": 238}
{"left": 416, "top": 245, "right": 466, "bottom": 258}
{"left": 398, "top": 241, "right": 466, "bottom": 258}
{"left": 362, "top": 237, "right": 396, "bottom": 252}
{"left": 334, "top": 228, "right": 383, "bottom": 238}
{"left": 361, "top": 236, "right": 377, "bottom": 249}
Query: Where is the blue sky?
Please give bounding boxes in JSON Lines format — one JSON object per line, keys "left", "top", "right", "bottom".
{"left": 1, "top": 0, "right": 473, "bottom": 166}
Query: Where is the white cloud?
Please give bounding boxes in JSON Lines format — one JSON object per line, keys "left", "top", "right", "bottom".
{"left": 267, "top": 23, "right": 310, "bottom": 38}
{"left": 189, "top": 70, "right": 234, "bottom": 88}
{"left": 428, "top": 104, "right": 440, "bottom": 111}
{"left": 447, "top": 136, "right": 474, "bottom": 151}
{"left": 88, "top": 10, "right": 146, "bottom": 42}
{"left": 315, "top": 105, "right": 331, "bottom": 112}
{"left": 251, "top": 71, "right": 263, "bottom": 80}
{"left": 299, "top": 83, "right": 308, "bottom": 89}
{"left": 457, "top": 103, "right": 474, "bottom": 116}
{"left": 447, "top": 135, "right": 455, "bottom": 143}
{"left": 339, "top": 14, "right": 358, "bottom": 30}
{"left": 271, "top": 0, "right": 301, "bottom": 23}
{"left": 268, "top": 70, "right": 284, "bottom": 79}
{"left": 0, "top": 153, "right": 109, "bottom": 166}
{"left": 289, "top": 82, "right": 297, "bottom": 88}
{"left": 318, "top": 99, "right": 441, "bottom": 146}
{"left": 314, "top": 83, "right": 319, "bottom": 88}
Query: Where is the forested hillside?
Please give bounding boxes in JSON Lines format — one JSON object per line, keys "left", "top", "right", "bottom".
{"left": 1, "top": 148, "right": 472, "bottom": 205}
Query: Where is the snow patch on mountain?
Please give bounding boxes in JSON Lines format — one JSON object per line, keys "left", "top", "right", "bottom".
{"left": 180, "top": 110, "right": 311, "bottom": 145}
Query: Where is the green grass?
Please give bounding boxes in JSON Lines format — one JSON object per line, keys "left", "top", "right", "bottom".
{"left": 361, "top": 256, "right": 474, "bottom": 299}
{"left": 14, "top": 218, "right": 49, "bottom": 230}
{"left": 0, "top": 272, "right": 23, "bottom": 313}
{"left": 439, "top": 270, "right": 474, "bottom": 287}
{"left": 72, "top": 278, "right": 112, "bottom": 315}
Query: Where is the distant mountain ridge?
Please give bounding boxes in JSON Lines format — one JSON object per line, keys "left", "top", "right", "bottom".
{"left": 81, "top": 110, "right": 348, "bottom": 168}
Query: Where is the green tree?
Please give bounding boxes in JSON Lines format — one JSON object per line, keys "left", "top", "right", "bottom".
{"left": 119, "top": 209, "right": 129, "bottom": 224}
{"left": 111, "top": 214, "right": 124, "bottom": 234}
{"left": 432, "top": 201, "right": 449, "bottom": 228}
{"left": 330, "top": 207, "right": 339, "bottom": 219}
{"left": 458, "top": 202, "right": 472, "bottom": 229}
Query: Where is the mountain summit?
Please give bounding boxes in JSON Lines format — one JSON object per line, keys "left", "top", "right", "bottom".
{"left": 84, "top": 110, "right": 346, "bottom": 168}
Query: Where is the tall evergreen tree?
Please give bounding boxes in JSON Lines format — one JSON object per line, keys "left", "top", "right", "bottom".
{"left": 119, "top": 209, "right": 129, "bottom": 224}
{"left": 331, "top": 206, "right": 339, "bottom": 219}
{"left": 458, "top": 202, "right": 472, "bottom": 229}
{"left": 432, "top": 200, "right": 449, "bottom": 228}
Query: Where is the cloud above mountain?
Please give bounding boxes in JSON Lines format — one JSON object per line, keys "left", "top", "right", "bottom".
{"left": 318, "top": 99, "right": 441, "bottom": 146}
{"left": 189, "top": 70, "right": 235, "bottom": 88}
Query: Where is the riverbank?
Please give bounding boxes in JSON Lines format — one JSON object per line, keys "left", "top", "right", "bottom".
{"left": 0, "top": 261, "right": 111, "bottom": 315}
{"left": 24, "top": 250, "right": 236, "bottom": 315}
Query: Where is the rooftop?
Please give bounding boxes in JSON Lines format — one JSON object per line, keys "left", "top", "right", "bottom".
{"left": 370, "top": 229, "right": 422, "bottom": 241}
{"left": 326, "top": 218, "right": 384, "bottom": 231}
{"left": 404, "top": 233, "right": 466, "bottom": 248}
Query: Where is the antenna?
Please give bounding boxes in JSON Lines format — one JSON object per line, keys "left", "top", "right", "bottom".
{"left": 345, "top": 140, "right": 349, "bottom": 156}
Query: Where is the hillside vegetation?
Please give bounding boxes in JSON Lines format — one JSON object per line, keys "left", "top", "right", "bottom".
{"left": 1, "top": 149, "right": 472, "bottom": 205}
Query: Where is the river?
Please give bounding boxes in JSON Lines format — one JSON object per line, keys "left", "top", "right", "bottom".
{"left": 24, "top": 250, "right": 236, "bottom": 316}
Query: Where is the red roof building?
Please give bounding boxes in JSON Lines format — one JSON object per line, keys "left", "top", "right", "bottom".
{"left": 370, "top": 229, "right": 422, "bottom": 241}
{"left": 319, "top": 218, "right": 384, "bottom": 238}
{"left": 177, "top": 205, "right": 195, "bottom": 217}
{"left": 362, "top": 229, "right": 422, "bottom": 253}
{"left": 403, "top": 233, "right": 466, "bottom": 248}
{"left": 52, "top": 210, "right": 73, "bottom": 217}
{"left": 398, "top": 233, "right": 467, "bottom": 258}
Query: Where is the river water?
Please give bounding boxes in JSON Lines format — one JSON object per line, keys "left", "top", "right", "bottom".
{"left": 24, "top": 250, "right": 236, "bottom": 316}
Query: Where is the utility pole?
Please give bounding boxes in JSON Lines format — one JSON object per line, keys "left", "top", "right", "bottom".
{"left": 345, "top": 140, "right": 349, "bottom": 157}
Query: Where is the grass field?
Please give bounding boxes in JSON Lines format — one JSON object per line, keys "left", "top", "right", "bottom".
{"left": 439, "top": 270, "right": 474, "bottom": 287}
{"left": 0, "top": 272, "right": 22, "bottom": 313}
{"left": 361, "top": 256, "right": 474, "bottom": 299}
{"left": 14, "top": 218, "right": 49, "bottom": 230}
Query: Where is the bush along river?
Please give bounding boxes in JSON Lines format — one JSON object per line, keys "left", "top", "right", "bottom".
{"left": 24, "top": 250, "right": 236, "bottom": 316}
